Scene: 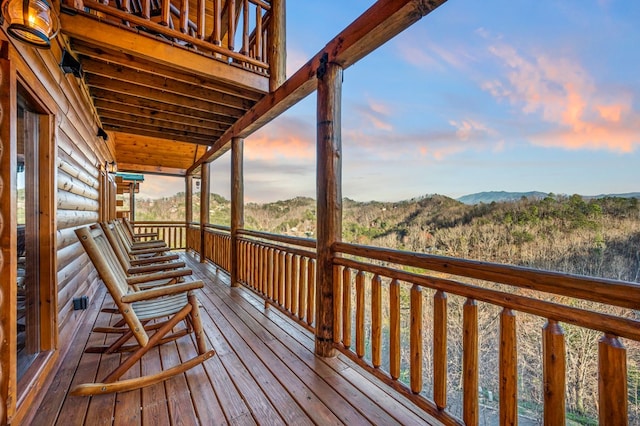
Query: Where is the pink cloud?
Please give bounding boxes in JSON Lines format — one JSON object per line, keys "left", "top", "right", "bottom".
{"left": 246, "top": 117, "right": 315, "bottom": 160}
{"left": 354, "top": 98, "right": 393, "bottom": 131}
{"left": 485, "top": 43, "right": 640, "bottom": 152}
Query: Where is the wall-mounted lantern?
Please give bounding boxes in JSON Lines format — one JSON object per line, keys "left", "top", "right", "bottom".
{"left": 1, "top": 0, "right": 59, "bottom": 48}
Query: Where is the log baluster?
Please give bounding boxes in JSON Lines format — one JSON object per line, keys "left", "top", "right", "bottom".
{"left": 159, "top": 0, "right": 168, "bottom": 25}
{"left": 543, "top": 320, "right": 565, "bottom": 425}
{"left": 179, "top": 0, "right": 188, "bottom": 33}
{"left": 196, "top": 0, "right": 205, "bottom": 39}
{"left": 463, "top": 298, "right": 478, "bottom": 425}
{"left": 307, "top": 258, "right": 315, "bottom": 327}
{"left": 389, "top": 278, "right": 400, "bottom": 380}
{"left": 355, "top": 270, "right": 365, "bottom": 358}
{"left": 212, "top": 0, "right": 221, "bottom": 45}
{"left": 298, "top": 257, "right": 307, "bottom": 322}
{"left": 228, "top": 0, "right": 236, "bottom": 51}
{"left": 278, "top": 250, "right": 285, "bottom": 306}
{"left": 342, "top": 267, "right": 352, "bottom": 349}
{"left": 500, "top": 308, "right": 517, "bottom": 425}
{"left": 433, "top": 290, "right": 447, "bottom": 410}
{"left": 410, "top": 284, "right": 423, "bottom": 394}
{"left": 241, "top": 0, "right": 249, "bottom": 56}
{"left": 371, "top": 274, "right": 382, "bottom": 368}
{"left": 285, "top": 253, "right": 293, "bottom": 311}
{"left": 267, "top": 247, "right": 274, "bottom": 300}
{"left": 255, "top": 5, "right": 263, "bottom": 60}
{"left": 333, "top": 265, "right": 342, "bottom": 344}
{"left": 291, "top": 255, "right": 299, "bottom": 316}
{"left": 599, "top": 334, "right": 628, "bottom": 425}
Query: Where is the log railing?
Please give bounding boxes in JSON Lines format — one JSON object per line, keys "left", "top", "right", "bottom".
{"left": 64, "top": 0, "right": 273, "bottom": 75}
{"left": 193, "top": 225, "right": 639, "bottom": 424}
{"left": 132, "top": 220, "right": 186, "bottom": 248}
{"left": 203, "top": 224, "right": 231, "bottom": 272}
{"left": 237, "top": 229, "right": 317, "bottom": 329}
{"left": 332, "top": 241, "right": 638, "bottom": 425}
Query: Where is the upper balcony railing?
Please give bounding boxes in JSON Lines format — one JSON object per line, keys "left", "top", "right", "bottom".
{"left": 63, "top": 0, "right": 273, "bottom": 75}
{"left": 183, "top": 222, "right": 640, "bottom": 425}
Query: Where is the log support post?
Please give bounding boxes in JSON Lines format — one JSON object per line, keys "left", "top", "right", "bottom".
{"left": 268, "top": 0, "right": 286, "bottom": 92}
{"left": 230, "top": 137, "right": 244, "bottom": 287}
{"left": 315, "top": 59, "right": 342, "bottom": 357}
{"left": 185, "top": 174, "right": 193, "bottom": 251}
{"left": 199, "top": 163, "right": 210, "bottom": 263}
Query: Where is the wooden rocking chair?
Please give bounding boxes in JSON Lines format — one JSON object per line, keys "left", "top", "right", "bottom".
{"left": 72, "top": 225, "right": 215, "bottom": 396}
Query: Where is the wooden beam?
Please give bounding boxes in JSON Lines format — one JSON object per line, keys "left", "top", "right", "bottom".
{"left": 85, "top": 74, "right": 246, "bottom": 118}
{"left": 81, "top": 58, "right": 255, "bottom": 110}
{"left": 268, "top": 0, "right": 286, "bottom": 91}
{"left": 189, "top": 0, "right": 448, "bottom": 172}
{"left": 230, "top": 137, "right": 244, "bottom": 287}
{"left": 89, "top": 88, "right": 237, "bottom": 125}
{"left": 116, "top": 162, "right": 187, "bottom": 176}
{"left": 71, "top": 39, "right": 264, "bottom": 101}
{"left": 315, "top": 62, "right": 342, "bottom": 358}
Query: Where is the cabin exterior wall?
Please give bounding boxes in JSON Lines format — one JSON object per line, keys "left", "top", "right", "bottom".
{"left": 0, "top": 31, "right": 111, "bottom": 424}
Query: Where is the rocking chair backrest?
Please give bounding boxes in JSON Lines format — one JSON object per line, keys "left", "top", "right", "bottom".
{"left": 100, "top": 222, "right": 135, "bottom": 271}
{"left": 75, "top": 225, "right": 149, "bottom": 347}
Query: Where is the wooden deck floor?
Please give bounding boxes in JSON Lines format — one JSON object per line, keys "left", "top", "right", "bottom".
{"left": 30, "top": 252, "right": 439, "bottom": 425}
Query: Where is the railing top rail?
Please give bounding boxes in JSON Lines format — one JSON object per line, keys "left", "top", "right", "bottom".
{"left": 333, "top": 241, "right": 640, "bottom": 310}
{"left": 133, "top": 221, "right": 187, "bottom": 225}
{"left": 204, "top": 224, "right": 231, "bottom": 232}
{"left": 239, "top": 228, "right": 317, "bottom": 249}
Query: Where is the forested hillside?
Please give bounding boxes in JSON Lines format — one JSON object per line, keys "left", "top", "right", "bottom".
{"left": 134, "top": 192, "right": 640, "bottom": 422}
{"left": 136, "top": 192, "right": 640, "bottom": 282}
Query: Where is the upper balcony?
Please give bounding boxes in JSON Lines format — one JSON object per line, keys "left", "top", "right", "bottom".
{"left": 58, "top": 0, "right": 285, "bottom": 175}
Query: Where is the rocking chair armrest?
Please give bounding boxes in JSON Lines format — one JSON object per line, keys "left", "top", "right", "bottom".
{"left": 126, "top": 269, "right": 192, "bottom": 285}
{"left": 128, "top": 246, "right": 169, "bottom": 255}
{"left": 132, "top": 231, "right": 159, "bottom": 239}
{"left": 127, "top": 261, "right": 186, "bottom": 275}
{"left": 121, "top": 280, "right": 204, "bottom": 303}
{"left": 129, "top": 254, "right": 180, "bottom": 265}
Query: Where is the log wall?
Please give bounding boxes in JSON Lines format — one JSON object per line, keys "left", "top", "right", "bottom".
{"left": 1, "top": 30, "right": 113, "bottom": 424}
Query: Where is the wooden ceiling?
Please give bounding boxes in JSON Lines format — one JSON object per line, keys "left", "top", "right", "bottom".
{"left": 60, "top": 9, "right": 269, "bottom": 176}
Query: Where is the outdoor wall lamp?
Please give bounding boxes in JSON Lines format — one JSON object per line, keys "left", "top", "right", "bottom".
{"left": 97, "top": 126, "right": 108, "bottom": 141}
{"left": 1, "top": 0, "right": 59, "bottom": 48}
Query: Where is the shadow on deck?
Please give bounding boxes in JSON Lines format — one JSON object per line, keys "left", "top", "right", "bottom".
{"left": 31, "top": 252, "right": 439, "bottom": 425}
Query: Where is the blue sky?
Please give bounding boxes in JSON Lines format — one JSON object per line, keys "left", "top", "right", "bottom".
{"left": 140, "top": 0, "right": 640, "bottom": 203}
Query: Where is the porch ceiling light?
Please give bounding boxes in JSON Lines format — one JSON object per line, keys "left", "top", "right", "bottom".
{"left": 2, "top": 0, "right": 59, "bottom": 48}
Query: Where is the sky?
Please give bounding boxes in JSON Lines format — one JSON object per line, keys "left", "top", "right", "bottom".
{"left": 139, "top": 0, "right": 640, "bottom": 203}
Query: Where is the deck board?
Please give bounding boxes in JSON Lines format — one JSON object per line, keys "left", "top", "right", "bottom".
{"left": 30, "top": 252, "right": 440, "bottom": 426}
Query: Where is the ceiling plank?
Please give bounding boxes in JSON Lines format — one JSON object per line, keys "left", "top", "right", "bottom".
{"left": 85, "top": 74, "right": 246, "bottom": 118}
{"left": 82, "top": 58, "right": 255, "bottom": 110}
{"left": 94, "top": 99, "right": 228, "bottom": 131}
{"left": 103, "top": 121, "right": 216, "bottom": 145}
{"left": 71, "top": 39, "right": 264, "bottom": 102}
{"left": 97, "top": 109, "right": 224, "bottom": 137}
{"left": 60, "top": 11, "right": 269, "bottom": 92}
{"left": 89, "top": 88, "right": 237, "bottom": 125}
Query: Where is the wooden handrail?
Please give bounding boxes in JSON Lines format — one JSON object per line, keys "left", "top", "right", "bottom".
{"left": 333, "top": 241, "right": 640, "bottom": 310}
{"left": 239, "top": 228, "right": 317, "bottom": 248}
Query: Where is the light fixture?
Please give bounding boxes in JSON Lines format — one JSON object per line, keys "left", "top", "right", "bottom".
{"left": 107, "top": 161, "right": 116, "bottom": 173}
{"left": 1, "top": 0, "right": 59, "bottom": 48}
{"left": 60, "top": 48, "right": 82, "bottom": 78}
{"left": 97, "top": 127, "right": 108, "bottom": 141}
